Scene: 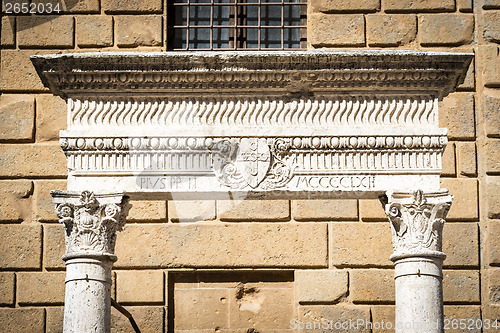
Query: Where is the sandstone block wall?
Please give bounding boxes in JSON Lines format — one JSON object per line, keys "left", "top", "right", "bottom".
{"left": 0, "top": 0, "right": 498, "bottom": 332}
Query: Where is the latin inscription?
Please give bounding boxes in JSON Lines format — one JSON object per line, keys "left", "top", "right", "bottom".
{"left": 295, "top": 175, "right": 375, "bottom": 190}
{"left": 138, "top": 175, "right": 376, "bottom": 191}
{"left": 138, "top": 176, "right": 198, "bottom": 190}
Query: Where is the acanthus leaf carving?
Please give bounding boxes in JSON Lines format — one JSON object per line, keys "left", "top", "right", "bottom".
{"left": 54, "top": 191, "right": 127, "bottom": 260}
{"left": 385, "top": 190, "right": 452, "bottom": 259}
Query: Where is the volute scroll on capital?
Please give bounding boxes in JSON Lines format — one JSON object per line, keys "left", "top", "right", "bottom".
{"left": 53, "top": 190, "right": 128, "bottom": 261}
{"left": 384, "top": 190, "right": 453, "bottom": 261}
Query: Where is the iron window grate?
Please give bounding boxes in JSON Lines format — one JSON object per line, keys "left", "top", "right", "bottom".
{"left": 167, "top": 0, "right": 307, "bottom": 50}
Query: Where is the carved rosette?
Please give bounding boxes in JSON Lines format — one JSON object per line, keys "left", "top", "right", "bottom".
{"left": 54, "top": 191, "right": 127, "bottom": 261}
{"left": 384, "top": 190, "right": 453, "bottom": 261}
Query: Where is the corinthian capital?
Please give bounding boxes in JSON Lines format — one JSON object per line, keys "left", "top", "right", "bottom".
{"left": 51, "top": 190, "right": 128, "bottom": 261}
{"left": 383, "top": 190, "right": 453, "bottom": 261}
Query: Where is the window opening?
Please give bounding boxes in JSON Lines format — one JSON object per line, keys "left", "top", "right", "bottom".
{"left": 168, "top": 0, "right": 307, "bottom": 50}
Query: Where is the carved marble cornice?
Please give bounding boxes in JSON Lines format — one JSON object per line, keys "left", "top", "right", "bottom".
{"left": 52, "top": 190, "right": 128, "bottom": 261}
{"left": 31, "top": 51, "right": 472, "bottom": 99}
{"left": 384, "top": 190, "right": 453, "bottom": 261}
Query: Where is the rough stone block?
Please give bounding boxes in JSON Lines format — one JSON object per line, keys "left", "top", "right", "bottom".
{"left": 419, "top": 14, "right": 474, "bottom": 46}
{"left": 43, "top": 224, "right": 66, "bottom": 269}
{"left": 17, "top": 16, "right": 74, "bottom": 48}
{"left": 116, "top": 271, "right": 164, "bottom": 304}
{"left": 0, "top": 308, "right": 45, "bottom": 333}
{"left": 440, "top": 178, "right": 478, "bottom": 220}
{"left": 366, "top": 14, "right": 416, "bottom": 46}
{"left": 0, "top": 50, "right": 51, "bottom": 91}
{"left": 228, "top": 287, "right": 295, "bottom": 329}
{"left": 443, "top": 270, "right": 480, "bottom": 303}
{"left": 483, "top": 91, "right": 500, "bottom": 137}
{"left": 370, "top": 305, "right": 394, "bottom": 333}
{"left": 0, "top": 94, "right": 35, "bottom": 141}
{"left": 483, "top": 11, "right": 500, "bottom": 42}
{"left": 35, "top": 94, "right": 67, "bottom": 142}
{"left": 485, "top": 140, "right": 500, "bottom": 174}
{"left": 350, "top": 269, "right": 395, "bottom": 303}
{"left": 0, "top": 180, "right": 33, "bottom": 222}
{"left": 35, "top": 180, "right": 67, "bottom": 222}
{"left": 115, "top": 223, "right": 328, "bottom": 268}
{"left": 0, "top": 144, "right": 67, "bottom": 177}
{"left": 0, "top": 273, "right": 15, "bottom": 305}
{"left": 331, "top": 223, "right": 393, "bottom": 267}
{"left": 218, "top": 200, "right": 289, "bottom": 221}
{"left": 17, "top": 272, "right": 66, "bottom": 305}
{"left": 296, "top": 270, "right": 348, "bottom": 303}
{"left": 63, "top": 0, "right": 100, "bottom": 12}
{"left": 442, "top": 223, "right": 479, "bottom": 267}
{"left": 457, "top": 0, "right": 473, "bottom": 12}
{"left": 487, "top": 269, "right": 500, "bottom": 304}
{"left": 309, "top": 13, "right": 365, "bottom": 47}
{"left": 479, "top": 46, "right": 500, "bottom": 87}
{"left": 0, "top": 224, "right": 41, "bottom": 269}
{"left": 115, "top": 15, "right": 162, "bottom": 47}
{"left": 439, "top": 92, "right": 475, "bottom": 140}
{"left": 359, "top": 199, "right": 386, "bottom": 221}
{"left": 488, "top": 221, "right": 500, "bottom": 265}
{"left": 292, "top": 199, "right": 358, "bottom": 221}
{"left": 1, "top": 17, "right": 15, "bottom": 46}
{"left": 46, "top": 307, "right": 64, "bottom": 333}
{"left": 168, "top": 200, "right": 215, "bottom": 222}
{"left": 311, "top": 0, "right": 379, "bottom": 12}
{"left": 77, "top": 16, "right": 113, "bottom": 47}
{"left": 458, "top": 58, "right": 475, "bottom": 90}
{"left": 486, "top": 177, "right": 500, "bottom": 219}
{"left": 483, "top": 305, "right": 500, "bottom": 325}
{"left": 297, "top": 305, "right": 371, "bottom": 332}
{"left": 102, "top": 0, "right": 163, "bottom": 13}
{"left": 483, "top": 0, "right": 500, "bottom": 9}
{"left": 383, "top": 0, "right": 455, "bottom": 12}
{"left": 457, "top": 142, "right": 477, "bottom": 177}
{"left": 444, "top": 306, "right": 481, "bottom": 333}
{"left": 111, "top": 306, "right": 164, "bottom": 333}
{"left": 128, "top": 200, "right": 167, "bottom": 222}
{"left": 174, "top": 288, "right": 229, "bottom": 330}
{"left": 441, "top": 142, "right": 456, "bottom": 177}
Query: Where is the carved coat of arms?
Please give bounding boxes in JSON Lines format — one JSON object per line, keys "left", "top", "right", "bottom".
{"left": 211, "top": 138, "right": 294, "bottom": 190}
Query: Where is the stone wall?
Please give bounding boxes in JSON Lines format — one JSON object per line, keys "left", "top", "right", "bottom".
{"left": 0, "top": 0, "right": 498, "bottom": 332}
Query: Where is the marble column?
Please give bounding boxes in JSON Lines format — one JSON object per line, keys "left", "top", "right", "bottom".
{"left": 383, "top": 190, "right": 453, "bottom": 333}
{"left": 52, "top": 190, "right": 128, "bottom": 333}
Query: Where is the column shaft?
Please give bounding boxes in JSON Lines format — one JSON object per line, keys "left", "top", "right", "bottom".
{"left": 52, "top": 190, "right": 127, "bottom": 333}
{"left": 383, "top": 190, "right": 452, "bottom": 333}
{"left": 63, "top": 258, "right": 113, "bottom": 333}
{"left": 394, "top": 257, "right": 444, "bottom": 332}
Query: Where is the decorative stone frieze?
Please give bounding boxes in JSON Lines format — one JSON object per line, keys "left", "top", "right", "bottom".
{"left": 52, "top": 190, "right": 128, "bottom": 261}
{"left": 31, "top": 51, "right": 473, "bottom": 198}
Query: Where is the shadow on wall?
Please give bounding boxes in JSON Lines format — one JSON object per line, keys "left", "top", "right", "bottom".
{"left": 2, "top": 0, "right": 83, "bottom": 31}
